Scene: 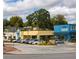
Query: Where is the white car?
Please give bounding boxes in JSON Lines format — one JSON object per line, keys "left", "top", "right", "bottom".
{"left": 32, "top": 40, "right": 40, "bottom": 44}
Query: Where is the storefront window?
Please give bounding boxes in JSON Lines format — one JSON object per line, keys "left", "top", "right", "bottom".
{"left": 61, "top": 26, "right": 68, "bottom": 32}
{"left": 71, "top": 26, "right": 75, "bottom": 30}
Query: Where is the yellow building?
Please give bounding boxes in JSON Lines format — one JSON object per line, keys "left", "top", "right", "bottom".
{"left": 20, "top": 30, "right": 54, "bottom": 40}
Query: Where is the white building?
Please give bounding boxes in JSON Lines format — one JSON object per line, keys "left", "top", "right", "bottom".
{"left": 3, "top": 32, "right": 16, "bottom": 42}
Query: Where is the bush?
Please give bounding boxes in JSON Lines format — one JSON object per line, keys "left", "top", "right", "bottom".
{"left": 38, "top": 40, "right": 56, "bottom": 45}
{"left": 38, "top": 41, "right": 47, "bottom": 45}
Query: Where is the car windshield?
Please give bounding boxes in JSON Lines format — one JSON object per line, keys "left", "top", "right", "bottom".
{"left": 34, "top": 40, "right": 38, "bottom": 41}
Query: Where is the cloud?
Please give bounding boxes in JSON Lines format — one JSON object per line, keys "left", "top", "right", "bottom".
{"left": 62, "top": 0, "right": 76, "bottom": 8}
{"left": 3, "top": 0, "right": 76, "bottom": 23}
{"left": 4, "top": 0, "right": 76, "bottom": 11}
{"left": 4, "top": 0, "right": 23, "bottom": 3}
{"left": 67, "top": 18, "right": 76, "bottom": 24}
{"left": 48, "top": 7, "right": 76, "bottom": 18}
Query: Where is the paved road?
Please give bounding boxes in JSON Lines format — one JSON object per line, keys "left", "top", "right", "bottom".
{"left": 5, "top": 43, "right": 75, "bottom": 54}
{"left": 4, "top": 53, "right": 75, "bottom": 59}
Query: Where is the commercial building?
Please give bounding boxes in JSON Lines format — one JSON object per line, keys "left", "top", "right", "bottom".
{"left": 3, "top": 24, "right": 76, "bottom": 42}
{"left": 20, "top": 30, "right": 54, "bottom": 40}
{"left": 3, "top": 32, "right": 16, "bottom": 41}
{"left": 54, "top": 24, "right": 76, "bottom": 42}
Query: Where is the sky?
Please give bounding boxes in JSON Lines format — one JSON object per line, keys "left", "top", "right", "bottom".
{"left": 3, "top": 0, "right": 76, "bottom": 24}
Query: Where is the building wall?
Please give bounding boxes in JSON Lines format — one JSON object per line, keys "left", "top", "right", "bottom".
{"left": 54, "top": 24, "right": 76, "bottom": 41}
{"left": 3, "top": 32, "right": 16, "bottom": 41}
{"left": 54, "top": 25, "right": 70, "bottom": 33}
{"left": 20, "top": 30, "right": 54, "bottom": 39}
{"left": 54, "top": 24, "right": 76, "bottom": 33}
{"left": 69, "top": 24, "right": 76, "bottom": 32}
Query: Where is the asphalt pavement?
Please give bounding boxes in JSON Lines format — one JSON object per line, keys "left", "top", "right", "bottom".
{"left": 4, "top": 43, "right": 76, "bottom": 59}
{"left": 4, "top": 52, "right": 76, "bottom": 59}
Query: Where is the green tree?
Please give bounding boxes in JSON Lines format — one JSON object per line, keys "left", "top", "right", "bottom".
{"left": 26, "top": 8, "right": 51, "bottom": 30}
{"left": 55, "top": 15, "right": 68, "bottom": 25}
{"left": 23, "top": 21, "right": 29, "bottom": 27}
{"left": 50, "top": 15, "right": 68, "bottom": 30}
{"left": 50, "top": 16, "right": 57, "bottom": 27}
{"left": 50, "top": 15, "right": 68, "bottom": 25}
{"left": 9, "top": 16, "right": 23, "bottom": 29}
{"left": 3, "top": 19, "right": 10, "bottom": 29}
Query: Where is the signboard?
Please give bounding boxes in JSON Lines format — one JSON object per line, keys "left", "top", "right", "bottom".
{"left": 61, "top": 28, "right": 68, "bottom": 32}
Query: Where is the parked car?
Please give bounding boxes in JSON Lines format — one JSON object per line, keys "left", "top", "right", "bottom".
{"left": 28, "top": 39, "right": 41, "bottom": 44}
{"left": 32, "top": 40, "right": 41, "bottom": 45}
{"left": 22, "top": 39, "right": 30, "bottom": 44}
{"left": 56, "top": 40, "right": 64, "bottom": 44}
{"left": 28, "top": 39, "right": 35, "bottom": 44}
{"left": 21, "top": 38, "right": 41, "bottom": 44}
{"left": 13, "top": 39, "right": 21, "bottom": 43}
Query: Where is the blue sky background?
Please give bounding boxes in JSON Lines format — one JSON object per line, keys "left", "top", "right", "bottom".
{"left": 3, "top": 0, "right": 76, "bottom": 24}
